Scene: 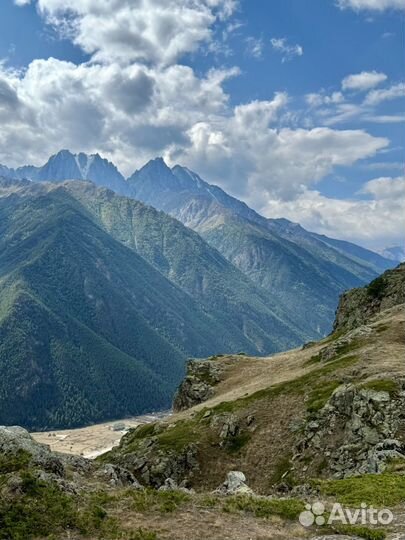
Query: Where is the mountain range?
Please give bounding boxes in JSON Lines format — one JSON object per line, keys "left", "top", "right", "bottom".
{"left": 0, "top": 150, "right": 397, "bottom": 428}
{"left": 0, "top": 177, "right": 305, "bottom": 429}
{"left": 3, "top": 150, "right": 395, "bottom": 335}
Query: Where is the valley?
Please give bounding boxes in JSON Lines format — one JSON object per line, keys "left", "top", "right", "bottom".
{"left": 31, "top": 412, "right": 169, "bottom": 459}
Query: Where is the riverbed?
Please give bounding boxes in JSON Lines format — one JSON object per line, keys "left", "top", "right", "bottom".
{"left": 31, "top": 411, "right": 169, "bottom": 459}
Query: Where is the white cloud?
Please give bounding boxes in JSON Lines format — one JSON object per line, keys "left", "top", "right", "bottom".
{"left": 306, "top": 91, "right": 344, "bottom": 107}
{"left": 364, "top": 82, "right": 405, "bottom": 105}
{"left": 305, "top": 79, "right": 405, "bottom": 126}
{"left": 361, "top": 175, "right": 405, "bottom": 199}
{"left": 245, "top": 36, "right": 264, "bottom": 59}
{"left": 2, "top": 0, "right": 398, "bottom": 250}
{"left": 337, "top": 0, "right": 405, "bottom": 11}
{"left": 270, "top": 37, "right": 303, "bottom": 62}
{"left": 168, "top": 94, "right": 388, "bottom": 201}
{"left": 342, "top": 70, "right": 387, "bottom": 91}
{"left": 35, "top": 0, "right": 238, "bottom": 65}
{"left": 365, "top": 114, "right": 405, "bottom": 123}
{"left": 262, "top": 176, "right": 405, "bottom": 249}
{"left": 14, "top": 0, "right": 32, "bottom": 5}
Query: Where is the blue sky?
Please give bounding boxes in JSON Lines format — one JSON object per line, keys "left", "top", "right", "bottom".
{"left": 0, "top": 0, "right": 404, "bottom": 250}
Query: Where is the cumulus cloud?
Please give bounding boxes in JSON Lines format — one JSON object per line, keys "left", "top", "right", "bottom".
{"left": 3, "top": 0, "right": 400, "bottom": 246}
{"left": 14, "top": 0, "right": 32, "bottom": 5}
{"left": 262, "top": 176, "right": 405, "bottom": 249}
{"left": 34, "top": 0, "right": 237, "bottom": 65}
{"left": 342, "top": 70, "right": 387, "bottom": 91}
{"left": 361, "top": 175, "right": 405, "bottom": 199}
{"left": 168, "top": 94, "right": 388, "bottom": 201}
{"left": 270, "top": 37, "right": 303, "bottom": 62}
{"left": 305, "top": 78, "right": 405, "bottom": 126}
{"left": 337, "top": 0, "right": 405, "bottom": 11}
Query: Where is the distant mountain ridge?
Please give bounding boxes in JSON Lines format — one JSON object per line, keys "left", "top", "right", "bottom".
{"left": 127, "top": 157, "right": 395, "bottom": 337}
{"left": 0, "top": 150, "right": 396, "bottom": 338}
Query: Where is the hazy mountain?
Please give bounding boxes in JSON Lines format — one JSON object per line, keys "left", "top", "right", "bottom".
{"left": 0, "top": 178, "right": 306, "bottom": 429}
{"left": 378, "top": 245, "right": 405, "bottom": 263}
{"left": 128, "top": 158, "right": 395, "bottom": 337}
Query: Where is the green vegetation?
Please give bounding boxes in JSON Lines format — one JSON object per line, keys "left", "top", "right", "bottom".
{"left": 0, "top": 471, "right": 127, "bottom": 540}
{"left": 127, "top": 530, "right": 159, "bottom": 540}
{"left": 307, "top": 380, "right": 341, "bottom": 413}
{"left": 367, "top": 276, "right": 387, "bottom": 299}
{"left": 318, "top": 474, "right": 405, "bottom": 507}
{"left": 269, "top": 455, "right": 296, "bottom": 486}
{"left": 225, "top": 432, "right": 251, "bottom": 454}
{"left": 127, "top": 488, "right": 191, "bottom": 514}
{"left": 0, "top": 186, "right": 246, "bottom": 429}
{"left": 360, "top": 379, "right": 399, "bottom": 396}
{"left": 211, "top": 353, "right": 359, "bottom": 415}
{"left": 0, "top": 178, "right": 319, "bottom": 430}
{"left": 334, "top": 525, "right": 386, "bottom": 540}
{"left": 0, "top": 450, "right": 30, "bottom": 474}
{"left": 222, "top": 495, "right": 305, "bottom": 521}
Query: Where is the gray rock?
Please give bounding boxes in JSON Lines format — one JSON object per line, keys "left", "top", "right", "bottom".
{"left": 0, "top": 425, "right": 93, "bottom": 479}
{"left": 97, "top": 463, "right": 142, "bottom": 488}
{"left": 215, "top": 471, "right": 253, "bottom": 495}
{"left": 298, "top": 380, "right": 405, "bottom": 478}
{"left": 158, "top": 477, "right": 194, "bottom": 494}
{"left": 173, "top": 359, "right": 223, "bottom": 412}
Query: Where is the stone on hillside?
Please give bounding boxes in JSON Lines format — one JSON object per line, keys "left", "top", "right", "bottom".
{"left": 97, "top": 463, "right": 142, "bottom": 488}
{"left": 215, "top": 471, "right": 253, "bottom": 495}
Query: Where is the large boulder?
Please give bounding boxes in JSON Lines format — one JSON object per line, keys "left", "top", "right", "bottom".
{"left": 215, "top": 471, "right": 253, "bottom": 495}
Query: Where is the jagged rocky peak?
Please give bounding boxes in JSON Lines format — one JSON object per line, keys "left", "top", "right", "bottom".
{"left": 9, "top": 149, "right": 130, "bottom": 195}
{"left": 127, "top": 156, "right": 181, "bottom": 195}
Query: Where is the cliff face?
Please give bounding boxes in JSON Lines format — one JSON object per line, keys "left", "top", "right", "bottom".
{"left": 333, "top": 263, "right": 405, "bottom": 333}
{"left": 173, "top": 357, "right": 224, "bottom": 412}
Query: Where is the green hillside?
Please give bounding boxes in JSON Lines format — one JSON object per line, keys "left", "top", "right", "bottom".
{"left": 0, "top": 179, "right": 305, "bottom": 429}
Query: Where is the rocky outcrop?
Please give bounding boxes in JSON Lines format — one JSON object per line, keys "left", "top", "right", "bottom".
{"left": 96, "top": 463, "right": 143, "bottom": 488}
{"left": 318, "top": 324, "right": 372, "bottom": 362}
{"left": 0, "top": 426, "right": 91, "bottom": 477}
{"left": 334, "top": 263, "right": 405, "bottom": 332}
{"left": 173, "top": 358, "right": 223, "bottom": 412}
{"left": 0, "top": 426, "right": 93, "bottom": 497}
{"left": 298, "top": 381, "right": 405, "bottom": 478}
{"left": 111, "top": 430, "right": 199, "bottom": 489}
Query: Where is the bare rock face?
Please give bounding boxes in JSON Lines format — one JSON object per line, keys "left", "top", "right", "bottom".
{"left": 173, "top": 358, "right": 223, "bottom": 412}
{"left": 298, "top": 381, "right": 405, "bottom": 478}
{"left": 96, "top": 463, "right": 143, "bottom": 488}
{"left": 334, "top": 263, "right": 405, "bottom": 333}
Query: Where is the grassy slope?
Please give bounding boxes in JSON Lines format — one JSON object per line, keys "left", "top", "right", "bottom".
{"left": 108, "top": 302, "right": 405, "bottom": 493}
